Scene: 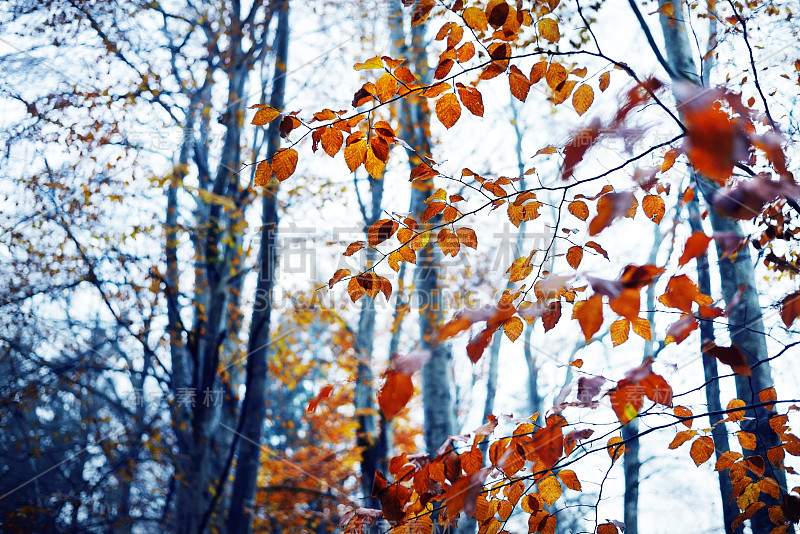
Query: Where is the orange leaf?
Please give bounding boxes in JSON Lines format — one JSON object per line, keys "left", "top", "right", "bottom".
{"left": 737, "top": 431, "right": 757, "bottom": 450}
{"left": 320, "top": 126, "right": 344, "bottom": 157}
{"left": 378, "top": 371, "right": 414, "bottom": 420}
{"left": 545, "top": 61, "right": 567, "bottom": 89}
{"left": 456, "top": 227, "right": 478, "bottom": 249}
{"left": 566, "top": 246, "right": 583, "bottom": 269}
{"left": 678, "top": 231, "right": 713, "bottom": 267}
{"left": 726, "top": 398, "right": 747, "bottom": 421}
{"left": 272, "top": 148, "right": 298, "bottom": 182}
{"left": 572, "top": 296, "right": 603, "bottom": 342}
{"left": 598, "top": 71, "right": 611, "bottom": 92}
{"left": 610, "top": 318, "right": 630, "bottom": 347}
{"left": 658, "top": 274, "right": 713, "bottom": 313}
{"left": 607, "top": 436, "right": 625, "bottom": 462}
{"left": 437, "top": 228, "right": 460, "bottom": 257}
{"left": 597, "top": 523, "right": 618, "bottom": 534}
{"left": 642, "top": 194, "right": 665, "bottom": 223}
{"left": 609, "top": 379, "right": 643, "bottom": 424}
{"left": 589, "top": 192, "right": 636, "bottom": 236}
{"left": 572, "top": 84, "right": 594, "bottom": 116}
{"left": 532, "top": 415, "right": 567, "bottom": 468}
{"left": 306, "top": 384, "right": 334, "bottom": 413}
{"left": 530, "top": 61, "right": 547, "bottom": 84}
{"left": 568, "top": 200, "right": 589, "bottom": 220}
{"left": 376, "top": 73, "right": 399, "bottom": 103}
{"left": 252, "top": 105, "right": 280, "bottom": 126}
{"left": 343, "top": 241, "right": 364, "bottom": 256}
{"left": 662, "top": 147, "right": 681, "bottom": 172}
{"left": 347, "top": 277, "right": 366, "bottom": 302}
{"left": 503, "top": 316, "right": 523, "bottom": 341}
{"left": 344, "top": 137, "right": 367, "bottom": 172}
{"left": 254, "top": 160, "right": 271, "bottom": 186}
{"left": 668, "top": 430, "right": 698, "bottom": 449}
{"left": 714, "top": 450, "right": 743, "bottom": 470}
{"left": 674, "top": 406, "right": 694, "bottom": 428}
{"left": 353, "top": 56, "right": 383, "bottom": 71}
{"left": 538, "top": 475, "right": 562, "bottom": 506}
{"left": 760, "top": 387, "right": 777, "bottom": 410}
{"left": 328, "top": 268, "right": 350, "bottom": 288}
{"left": 435, "top": 93, "right": 461, "bottom": 129}
{"left": 690, "top": 436, "right": 715, "bottom": 466}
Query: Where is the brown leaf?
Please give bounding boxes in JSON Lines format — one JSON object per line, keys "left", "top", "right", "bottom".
{"left": 598, "top": 71, "right": 611, "bottom": 92}
{"left": 509, "top": 65, "right": 531, "bottom": 102}
{"left": 368, "top": 219, "right": 399, "bottom": 247}
{"left": 703, "top": 344, "right": 751, "bottom": 376}
{"left": 457, "top": 83, "right": 484, "bottom": 117}
{"left": 781, "top": 291, "right": 800, "bottom": 328}
{"left": 254, "top": 160, "right": 271, "bottom": 186}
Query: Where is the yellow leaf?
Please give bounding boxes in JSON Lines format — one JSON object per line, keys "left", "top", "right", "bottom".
{"left": 252, "top": 106, "right": 280, "bottom": 126}
{"left": 538, "top": 475, "right": 562, "bottom": 506}
{"left": 503, "top": 316, "right": 523, "bottom": 341}
{"left": 607, "top": 436, "right": 625, "bottom": 462}
{"left": 572, "top": 84, "right": 594, "bottom": 116}
{"left": 538, "top": 18, "right": 560, "bottom": 43}
{"left": 353, "top": 56, "right": 384, "bottom": 70}
{"left": 599, "top": 71, "right": 611, "bottom": 92}
{"left": 463, "top": 6, "right": 488, "bottom": 31}
{"left": 376, "top": 73, "right": 399, "bottom": 103}
{"left": 668, "top": 429, "right": 697, "bottom": 449}
{"left": 610, "top": 318, "right": 630, "bottom": 347}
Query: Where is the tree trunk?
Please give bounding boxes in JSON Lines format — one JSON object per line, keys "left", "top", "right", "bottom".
{"left": 654, "top": 1, "right": 791, "bottom": 531}
{"left": 226, "top": 2, "right": 289, "bottom": 532}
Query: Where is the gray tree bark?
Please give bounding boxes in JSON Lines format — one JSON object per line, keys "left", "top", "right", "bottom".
{"left": 226, "top": 2, "right": 289, "bottom": 532}
{"left": 653, "top": 1, "right": 792, "bottom": 531}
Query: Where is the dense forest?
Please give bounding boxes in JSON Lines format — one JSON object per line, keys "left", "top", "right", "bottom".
{"left": 1, "top": 0, "right": 799, "bottom": 533}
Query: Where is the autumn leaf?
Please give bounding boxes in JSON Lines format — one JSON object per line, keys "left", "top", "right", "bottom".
{"left": 539, "top": 475, "right": 562, "bottom": 506}
{"left": 690, "top": 436, "right": 715, "bottom": 466}
{"left": 703, "top": 343, "right": 751, "bottom": 376}
{"left": 353, "top": 56, "right": 383, "bottom": 70}
{"left": 503, "top": 316, "right": 523, "bottom": 341}
{"left": 568, "top": 200, "right": 589, "bottom": 220}
{"left": 668, "top": 430, "right": 698, "bottom": 449}
{"left": 254, "top": 160, "right": 271, "bottom": 186}
{"left": 759, "top": 387, "right": 777, "bottom": 411}
{"left": 558, "top": 470, "right": 582, "bottom": 491}
{"left": 435, "top": 93, "right": 461, "bottom": 129}
{"left": 678, "top": 231, "right": 713, "bottom": 267}
{"left": 463, "top": 6, "right": 488, "bottom": 31}
{"left": 251, "top": 105, "right": 280, "bottom": 125}
{"left": 538, "top": 18, "right": 560, "bottom": 43}
{"left": 599, "top": 71, "right": 611, "bottom": 92}
{"left": 642, "top": 194, "right": 665, "bottom": 223}
{"left": 610, "top": 318, "right": 630, "bottom": 347}
{"left": 597, "top": 523, "right": 619, "bottom": 534}
{"left": 566, "top": 246, "right": 583, "bottom": 269}
{"left": 509, "top": 65, "right": 532, "bottom": 102}
{"left": 320, "top": 126, "right": 343, "bottom": 157}
{"left": 530, "top": 61, "right": 547, "bottom": 84}
{"left": 607, "top": 436, "right": 625, "bottom": 462}
{"left": 306, "top": 384, "right": 334, "bottom": 413}
{"left": 572, "top": 84, "right": 594, "bottom": 116}
{"left": 589, "top": 192, "right": 636, "bottom": 236}
{"left": 457, "top": 83, "right": 484, "bottom": 117}
{"left": 780, "top": 291, "right": 800, "bottom": 327}
{"left": 378, "top": 371, "right": 414, "bottom": 420}
{"left": 545, "top": 61, "right": 567, "bottom": 89}
{"left": 272, "top": 148, "right": 298, "bottom": 182}
{"left": 328, "top": 268, "right": 350, "bottom": 288}
{"left": 456, "top": 227, "right": 478, "bottom": 249}
{"left": 572, "top": 295, "right": 603, "bottom": 342}
{"left": 368, "top": 219, "right": 399, "bottom": 246}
